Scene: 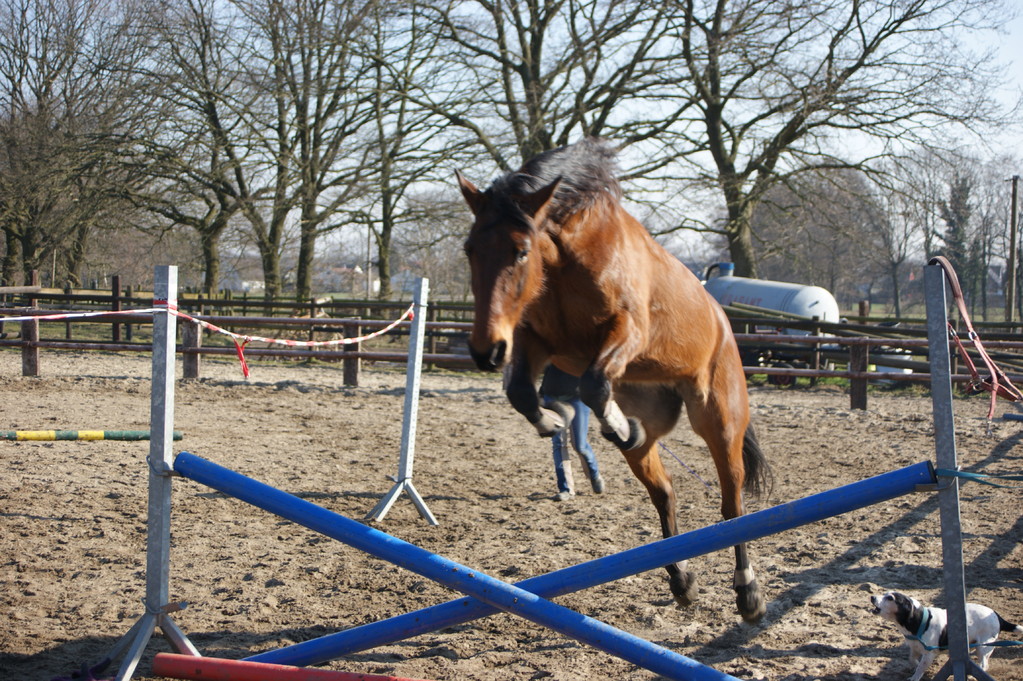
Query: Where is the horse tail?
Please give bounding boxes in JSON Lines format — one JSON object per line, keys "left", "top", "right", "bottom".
{"left": 742, "top": 422, "right": 772, "bottom": 499}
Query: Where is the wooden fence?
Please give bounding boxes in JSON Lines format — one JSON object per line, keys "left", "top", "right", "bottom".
{"left": 4, "top": 283, "right": 1023, "bottom": 410}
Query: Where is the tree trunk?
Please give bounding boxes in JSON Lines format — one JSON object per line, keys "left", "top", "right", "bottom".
{"left": 2, "top": 230, "right": 22, "bottom": 285}
{"left": 725, "top": 200, "right": 758, "bottom": 278}
{"left": 295, "top": 200, "right": 318, "bottom": 301}
{"left": 890, "top": 261, "right": 902, "bottom": 317}
{"left": 261, "top": 248, "right": 282, "bottom": 301}
{"left": 376, "top": 226, "right": 392, "bottom": 299}
{"left": 376, "top": 183, "right": 394, "bottom": 299}
{"left": 63, "top": 222, "right": 91, "bottom": 288}
{"left": 720, "top": 175, "right": 759, "bottom": 278}
{"left": 200, "top": 230, "right": 221, "bottom": 294}
{"left": 242, "top": 198, "right": 287, "bottom": 301}
{"left": 20, "top": 230, "right": 41, "bottom": 284}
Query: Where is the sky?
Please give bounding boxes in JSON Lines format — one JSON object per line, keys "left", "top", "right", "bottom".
{"left": 990, "top": 11, "right": 1023, "bottom": 156}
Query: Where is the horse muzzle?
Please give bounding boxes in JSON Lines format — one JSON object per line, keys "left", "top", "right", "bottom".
{"left": 469, "top": 339, "right": 507, "bottom": 371}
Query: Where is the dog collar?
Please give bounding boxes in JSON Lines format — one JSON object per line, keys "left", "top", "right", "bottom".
{"left": 906, "top": 607, "right": 932, "bottom": 642}
{"left": 905, "top": 608, "right": 948, "bottom": 651}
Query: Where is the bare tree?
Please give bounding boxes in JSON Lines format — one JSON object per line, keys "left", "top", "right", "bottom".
{"left": 349, "top": 3, "right": 481, "bottom": 298}
{"left": 410, "top": 0, "right": 688, "bottom": 169}
{"left": 934, "top": 154, "right": 1022, "bottom": 319}
{"left": 404, "top": 0, "right": 1014, "bottom": 283}
{"left": 394, "top": 190, "right": 473, "bottom": 300}
{"left": 863, "top": 183, "right": 919, "bottom": 317}
{"left": 0, "top": 0, "right": 153, "bottom": 286}
{"left": 661, "top": 0, "right": 1015, "bottom": 277}
{"left": 124, "top": 0, "right": 379, "bottom": 299}
{"left": 971, "top": 154, "right": 1020, "bottom": 320}
{"left": 750, "top": 170, "right": 887, "bottom": 306}
{"left": 118, "top": 0, "right": 248, "bottom": 293}
{"left": 227, "top": 0, "right": 378, "bottom": 300}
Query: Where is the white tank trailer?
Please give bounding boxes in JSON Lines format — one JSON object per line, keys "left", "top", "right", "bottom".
{"left": 701, "top": 262, "right": 840, "bottom": 334}
{"left": 702, "top": 264, "right": 910, "bottom": 378}
{"left": 701, "top": 263, "right": 843, "bottom": 385}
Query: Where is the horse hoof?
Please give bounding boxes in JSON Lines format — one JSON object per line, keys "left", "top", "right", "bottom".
{"left": 736, "top": 581, "right": 766, "bottom": 623}
{"left": 601, "top": 417, "right": 646, "bottom": 451}
{"left": 531, "top": 406, "right": 567, "bottom": 437}
{"left": 548, "top": 401, "right": 574, "bottom": 429}
{"left": 669, "top": 570, "right": 697, "bottom": 607}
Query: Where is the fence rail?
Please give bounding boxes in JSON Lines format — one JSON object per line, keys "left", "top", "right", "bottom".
{"left": 4, "top": 285, "right": 1023, "bottom": 410}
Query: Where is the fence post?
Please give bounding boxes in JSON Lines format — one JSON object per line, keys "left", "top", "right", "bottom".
{"left": 64, "top": 284, "right": 73, "bottom": 340}
{"left": 21, "top": 318, "right": 39, "bottom": 377}
{"left": 112, "top": 275, "right": 122, "bottom": 342}
{"left": 848, "top": 300, "right": 873, "bottom": 410}
{"left": 343, "top": 320, "right": 360, "bottom": 387}
{"left": 22, "top": 271, "right": 40, "bottom": 376}
{"left": 810, "top": 315, "right": 820, "bottom": 387}
{"left": 182, "top": 322, "right": 202, "bottom": 379}
{"left": 126, "top": 285, "right": 134, "bottom": 342}
{"left": 426, "top": 305, "right": 438, "bottom": 370}
{"left": 849, "top": 342, "right": 868, "bottom": 410}
{"left": 308, "top": 297, "right": 318, "bottom": 343}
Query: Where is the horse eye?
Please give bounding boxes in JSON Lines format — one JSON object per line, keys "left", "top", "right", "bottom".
{"left": 516, "top": 249, "right": 529, "bottom": 264}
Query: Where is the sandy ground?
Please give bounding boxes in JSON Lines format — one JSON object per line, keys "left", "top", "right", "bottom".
{"left": 2, "top": 349, "right": 1022, "bottom": 681}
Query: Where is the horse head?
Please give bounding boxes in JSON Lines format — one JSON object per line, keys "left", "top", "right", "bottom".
{"left": 457, "top": 169, "right": 560, "bottom": 371}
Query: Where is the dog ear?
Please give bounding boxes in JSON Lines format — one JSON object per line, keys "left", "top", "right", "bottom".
{"left": 890, "top": 593, "right": 919, "bottom": 629}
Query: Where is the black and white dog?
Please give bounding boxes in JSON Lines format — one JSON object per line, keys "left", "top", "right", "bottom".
{"left": 870, "top": 590, "right": 1022, "bottom": 681}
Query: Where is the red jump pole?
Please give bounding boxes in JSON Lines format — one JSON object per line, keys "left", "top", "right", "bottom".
{"left": 151, "top": 653, "right": 434, "bottom": 681}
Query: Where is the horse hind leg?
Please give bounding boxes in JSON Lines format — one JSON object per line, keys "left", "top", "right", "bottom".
{"left": 687, "top": 395, "right": 768, "bottom": 623}
{"left": 619, "top": 438, "right": 696, "bottom": 607}
{"left": 733, "top": 424, "right": 770, "bottom": 621}
{"left": 732, "top": 539, "right": 764, "bottom": 623}
{"left": 614, "top": 384, "right": 694, "bottom": 606}
{"left": 720, "top": 455, "right": 767, "bottom": 623}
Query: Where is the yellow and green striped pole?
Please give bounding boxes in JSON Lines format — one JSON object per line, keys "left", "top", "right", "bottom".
{"left": 1, "top": 430, "right": 182, "bottom": 441}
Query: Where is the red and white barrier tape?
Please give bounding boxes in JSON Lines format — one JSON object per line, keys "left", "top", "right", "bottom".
{"left": 1, "top": 304, "right": 416, "bottom": 378}
{"left": 168, "top": 306, "right": 415, "bottom": 378}
{"left": 0, "top": 308, "right": 163, "bottom": 323}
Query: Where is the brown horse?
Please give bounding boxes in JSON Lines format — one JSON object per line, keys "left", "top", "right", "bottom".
{"left": 457, "top": 138, "right": 770, "bottom": 623}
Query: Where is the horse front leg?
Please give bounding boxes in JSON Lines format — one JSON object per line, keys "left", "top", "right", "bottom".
{"left": 579, "top": 365, "right": 645, "bottom": 450}
{"left": 503, "top": 344, "right": 567, "bottom": 438}
{"left": 577, "top": 313, "right": 647, "bottom": 450}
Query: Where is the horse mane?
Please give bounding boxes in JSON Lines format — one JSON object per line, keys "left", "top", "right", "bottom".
{"left": 489, "top": 138, "right": 622, "bottom": 225}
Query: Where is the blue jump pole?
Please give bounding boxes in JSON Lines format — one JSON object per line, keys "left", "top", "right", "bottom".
{"left": 242, "top": 459, "right": 936, "bottom": 668}
{"left": 173, "top": 451, "right": 739, "bottom": 681}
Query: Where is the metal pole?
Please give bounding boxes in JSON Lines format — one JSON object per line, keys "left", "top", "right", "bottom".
{"left": 1006, "top": 175, "right": 1019, "bottom": 323}
{"left": 366, "top": 278, "right": 436, "bottom": 525}
{"left": 171, "top": 453, "right": 937, "bottom": 668}
{"left": 174, "top": 451, "right": 741, "bottom": 681}
{"left": 0, "top": 430, "right": 182, "bottom": 441}
{"left": 153, "top": 653, "right": 433, "bottom": 681}
{"left": 114, "top": 266, "right": 197, "bottom": 681}
{"left": 145, "top": 264, "right": 177, "bottom": 621}
{"left": 923, "top": 265, "right": 993, "bottom": 681}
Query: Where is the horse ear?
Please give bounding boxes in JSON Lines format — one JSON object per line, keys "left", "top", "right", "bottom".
{"left": 455, "top": 170, "right": 484, "bottom": 216}
{"left": 517, "top": 176, "right": 561, "bottom": 225}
